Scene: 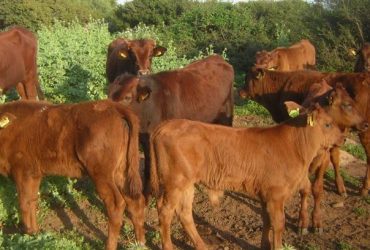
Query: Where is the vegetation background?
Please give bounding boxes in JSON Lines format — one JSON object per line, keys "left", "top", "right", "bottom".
{"left": 0, "top": 0, "right": 369, "bottom": 248}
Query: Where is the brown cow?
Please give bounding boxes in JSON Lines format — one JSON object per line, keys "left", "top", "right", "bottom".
{"left": 239, "top": 68, "right": 370, "bottom": 196}
{"left": 106, "top": 38, "right": 167, "bottom": 83}
{"left": 0, "top": 100, "right": 145, "bottom": 250}
{"left": 354, "top": 42, "right": 370, "bottom": 72}
{"left": 0, "top": 26, "right": 44, "bottom": 100}
{"left": 296, "top": 81, "right": 368, "bottom": 234}
{"left": 150, "top": 104, "right": 344, "bottom": 250}
{"left": 108, "top": 54, "right": 234, "bottom": 195}
{"left": 255, "top": 39, "right": 316, "bottom": 71}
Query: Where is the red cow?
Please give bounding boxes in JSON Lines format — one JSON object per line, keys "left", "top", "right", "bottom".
{"left": 0, "top": 100, "right": 145, "bottom": 250}
{"left": 106, "top": 38, "right": 167, "bottom": 83}
{"left": 108, "top": 54, "right": 234, "bottom": 196}
{"left": 0, "top": 26, "right": 44, "bottom": 100}
{"left": 239, "top": 68, "right": 370, "bottom": 196}
{"left": 255, "top": 39, "right": 316, "bottom": 71}
{"left": 150, "top": 104, "right": 343, "bottom": 250}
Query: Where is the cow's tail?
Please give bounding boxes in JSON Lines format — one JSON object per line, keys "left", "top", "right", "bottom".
{"left": 115, "top": 103, "right": 143, "bottom": 199}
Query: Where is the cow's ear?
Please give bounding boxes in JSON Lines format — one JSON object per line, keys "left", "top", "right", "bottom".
{"left": 153, "top": 46, "right": 167, "bottom": 57}
{"left": 0, "top": 113, "right": 16, "bottom": 129}
{"left": 136, "top": 86, "right": 152, "bottom": 103}
{"left": 118, "top": 48, "right": 129, "bottom": 59}
{"left": 284, "top": 101, "right": 303, "bottom": 118}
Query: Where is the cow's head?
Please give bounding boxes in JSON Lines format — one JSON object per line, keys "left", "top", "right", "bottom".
{"left": 239, "top": 67, "right": 266, "bottom": 99}
{"left": 109, "top": 38, "right": 167, "bottom": 76}
{"left": 108, "top": 74, "right": 153, "bottom": 106}
{"left": 285, "top": 101, "right": 345, "bottom": 148}
{"left": 303, "top": 80, "right": 368, "bottom": 132}
{"left": 254, "top": 50, "right": 279, "bottom": 71}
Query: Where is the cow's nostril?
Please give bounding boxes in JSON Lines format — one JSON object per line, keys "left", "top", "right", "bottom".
{"left": 363, "top": 122, "right": 369, "bottom": 130}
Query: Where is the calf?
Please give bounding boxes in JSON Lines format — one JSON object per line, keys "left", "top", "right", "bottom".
{"left": 106, "top": 38, "right": 167, "bottom": 83}
{"left": 0, "top": 26, "right": 44, "bottom": 100}
{"left": 255, "top": 39, "right": 316, "bottom": 71}
{"left": 0, "top": 100, "right": 145, "bottom": 250}
{"left": 296, "top": 81, "right": 368, "bottom": 233}
{"left": 150, "top": 104, "right": 343, "bottom": 250}
{"left": 239, "top": 68, "right": 370, "bottom": 196}
{"left": 108, "top": 54, "right": 234, "bottom": 195}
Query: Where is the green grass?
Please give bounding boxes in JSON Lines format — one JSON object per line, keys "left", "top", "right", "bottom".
{"left": 336, "top": 241, "right": 354, "bottom": 250}
{"left": 0, "top": 230, "right": 101, "bottom": 250}
{"left": 341, "top": 143, "right": 366, "bottom": 161}
{"left": 325, "top": 169, "right": 361, "bottom": 188}
{"left": 234, "top": 100, "right": 270, "bottom": 117}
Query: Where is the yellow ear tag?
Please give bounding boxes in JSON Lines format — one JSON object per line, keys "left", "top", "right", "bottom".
{"left": 156, "top": 51, "right": 162, "bottom": 56}
{"left": 138, "top": 92, "right": 149, "bottom": 102}
{"left": 349, "top": 49, "right": 357, "bottom": 56}
{"left": 288, "top": 108, "right": 300, "bottom": 118}
{"left": 307, "top": 114, "right": 314, "bottom": 127}
{"left": 119, "top": 52, "right": 127, "bottom": 59}
{"left": 268, "top": 67, "right": 276, "bottom": 71}
{"left": 0, "top": 116, "right": 10, "bottom": 128}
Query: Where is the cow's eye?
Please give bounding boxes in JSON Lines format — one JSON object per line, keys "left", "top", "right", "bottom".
{"left": 325, "top": 123, "right": 332, "bottom": 128}
{"left": 341, "top": 103, "right": 352, "bottom": 110}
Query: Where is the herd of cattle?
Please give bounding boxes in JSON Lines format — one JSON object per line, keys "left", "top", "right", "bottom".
{"left": 0, "top": 26, "right": 369, "bottom": 250}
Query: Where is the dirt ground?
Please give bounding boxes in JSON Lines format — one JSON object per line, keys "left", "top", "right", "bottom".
{"left": 11, "top": 115, "right": 370, "bottom": 250}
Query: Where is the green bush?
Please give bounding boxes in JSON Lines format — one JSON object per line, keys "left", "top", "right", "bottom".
{"left": 37, "top": 19, "right": 112, "bottom": 103}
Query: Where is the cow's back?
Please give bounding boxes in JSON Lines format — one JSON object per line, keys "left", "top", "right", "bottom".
{"left": 143, "top": 55, "right": 234, "bottom": 130}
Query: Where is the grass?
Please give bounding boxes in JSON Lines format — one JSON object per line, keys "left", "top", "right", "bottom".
{"left": 234, "top": 100, "right": 271, "bottom": 117}
{"left": 325, "top": 169, "right": 361, "bottom": 188}
{"left": 341, "top": 143, "right": 366, "bottom": 161}
{"left": 336, "top": 241, "right": 354, "bottom": 250}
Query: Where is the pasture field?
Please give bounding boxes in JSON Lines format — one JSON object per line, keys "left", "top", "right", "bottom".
{"left": 0, "top": 16, "right": 369, "bottom": 249}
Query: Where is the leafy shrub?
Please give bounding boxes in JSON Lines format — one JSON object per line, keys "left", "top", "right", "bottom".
{"left": 37, "top": 19, "right": 112, "bottom": 103}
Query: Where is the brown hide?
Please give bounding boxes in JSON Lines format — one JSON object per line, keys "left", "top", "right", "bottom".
{"left": 255, "top": 39, "right": 316, "bottom": 71}
{"left": 240, "top": 68, "right": 370, "bottom": 195}
{"left": 354, "top": 42, "right": 370, "bottom": 72}
{"left": 109, "top": 54, "right": 234, "bottom": 132}
{"left": 0, "top": 26, "right": 44, "bottom": 100}
{"left": 150, "top": 105, "right": 343, "bottom": 250}
{"left": 0, "top": 100, "right": 144, "bottom": 250}
{"left": 106, "top": 38, "right": 167, "bottom": 83}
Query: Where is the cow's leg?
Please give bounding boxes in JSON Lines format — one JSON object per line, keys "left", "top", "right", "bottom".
{"left": 266, "top": 200, "right": 285, "bottom": 250}
{"left": 330, "top": 146, "right": 347, "bottom": 196}
{"left": 177, "top": 185, "right": 207, "bottom": 250}
{"left": 15, "top": 82, "right": 27, "bottom": 100}
{"left": 23, "top": 71, "right": 38, "bottom": 100}
{"left": 94, "top": 179, "right": 125, "bottom": 250}
{"left": 359, "top": 132, "right": 370, "bottom": 196}
{"left": 260, "top": 202, "right": 272, "bottom": 250}
{"left": 157, "top": 188, "right": 181, "bottom": 250}
{"left": 312, "top": 152, "right": 330, "bottom": 233}
{"left": 140, "top": 133, "right": 151, "bottom": 200}
{"left": 124, "top": 194, "right": 146, "bottom": 245}
{"left": 13, "top": 172, "right": 41, "bottom": 234}
{"left": 298, "top": 177, "right": 311, "bottom": 235}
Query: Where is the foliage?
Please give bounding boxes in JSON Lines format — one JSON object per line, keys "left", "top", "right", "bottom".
{"left": 0, "top": 0, "right": 116, "bottom": 31}
{"left": 0, "top": 177, "right": 20, "bottom": 226}
{"left": 0, "top": 230, "right": 99, "bottom": 250}
{"left": 37, "top": 19, "right": 112, "bottom": 103}
{"left": 341, "top": 143, "right": 366, "bottom": 161}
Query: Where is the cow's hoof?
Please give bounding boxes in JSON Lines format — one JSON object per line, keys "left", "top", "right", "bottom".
{"left": 341, "top": 192, "right": 348, "bottom": 198}
{"left": 298, "top": 228, "right": 308, "bottom": 235}
{"left": 313, "top": 227, "right": 323, "bottom": 234}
